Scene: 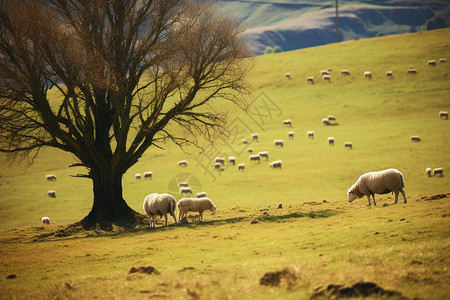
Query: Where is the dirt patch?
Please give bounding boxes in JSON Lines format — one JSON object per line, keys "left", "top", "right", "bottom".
{"left": 311, "top": 281, "right": 407, "bottom": 299}
{"left": 416, "top": 193, "right": 450, "bottom": 202}
{"left": 129, "top": 266, "right": 160, "bottom": 275}
{"left": 260, "top": 268, "right": 297, "bottom": 287}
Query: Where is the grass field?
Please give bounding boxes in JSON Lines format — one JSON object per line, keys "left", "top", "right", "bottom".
{"left": 1, "top": 28, "right": 450, "bottom": 299}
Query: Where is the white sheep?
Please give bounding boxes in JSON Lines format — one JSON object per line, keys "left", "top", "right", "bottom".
{"left": 274, "top": 139, "right": 284, "bottom": 147}
{"left": 288, "top": 131, "right": 294, "bottom": 140}
{"left": 426, "top": 167, "right": 431, "bottom": 177}
{"left": 386, "top": 71, "right": 393, "bottom": 77}
{"left": 46, "top": 174, "right": 57, "bottom": 181}
{"left": 180, "top": 187, "right": 193, "bottom": 195}
{"left": 251, "top": 133, "right": 259, "bottom": 141}
{"left": 135, "top": 173, "right": 141, "bottom": 180}
{"left": 433, "top": 168, "right": 443, "bottom": 177}
{"left": 410, "top": 136, "right": 421, "bottom": 142}
{"left": 320, "top": 70, "right": 329, "bottom": 76}
{"left": 440, "top": 58, "right": 446, "bottom": 63}
{"left": 258, "top": 151, "right": 269, "bottom": 160}
{"left": 238, "top": 163, "right": 245, "bottom": 171}
{"left": 247, "top": 148, "right": 253, "bottom": 153}
{"left": 143, "top": 193, "right": 177, "bottom": 227}
{"left": 322, "top": 118, "right": 330, "bottom": 125}
{"left": 41, "top": 216, "right": 50, "bottom": 225}
{"left": 307, "top": 76, "right": 314, "bottom": 84}
{"left": 328, "top": 137, "right": 335, "bottom": 146}
{"left": 48, "top": 190, "right": 56, "bottom": 198}
{"left": 341, "top": 69, "right": 350, "bottom": 75}
{"left": 323, "top": 74, "right": 331, "bottom": 82}
{"left": 439, "top": 111, "right": 448, "bottom": 119}
{"left": 178, "top": 160, "right": 188, "bottom": 167}
{"left": 178, "top": 182, "right": 189, "bottom": 187}
{"left": 249, "top": 154, "right": 261, "bottom": 163}
{"left": 407, "top": 67, "right": 417, "bottom": 74}
{"left": 344, "top": 142, "right": 352, "bottom": 149}
{"left": 269, "top": 160, "right": 282, "bottom": 169}
{"left": 347, "top": 168, "right": 407, "bottom": 206}
{"left": 364, "top": 71, "right": 372, "bottom": 79}
{"left": 242, "top": 139, "right": 248, "bottom": 144}
{"left": 285, "top": 72, "right": 291, "bottom": 79}
{"left": 214, "top": 157, "right": 225, "bottom": 165}
{"left": 228, "top": 156, "right": 236, "bottom": 165}
{"left": 144, "top": 171, "right": 153, "bottom": 179}
{"left": 178, "top": 197, "right": 216, "bottom": 221}
{"left": 307, "top": 131, "right": 314, "bottom": 139}
{"left": 282, "top": 119, "right": 292, "bottom": 127}
{"left": 427, "top": 60, "right": 436, "bottom": 66}
{"left": 196, "top": 192, "right": 207, "bottom": 198}
{"left": 327, "top": 115, "right": 337, "bottom": 121}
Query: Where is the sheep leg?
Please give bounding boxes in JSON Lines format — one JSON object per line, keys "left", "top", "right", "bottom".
{"left": 400, "top": 188, "right": 407, "bottom": 204}
{"left": 163, "top": 214, "right": 168, "bottom": 227}
{"left": 170, "top": 211, "right": 177, "bottom": 224}
{"left": 394, "top": 191, "right": 399, "bottom": 204}
{"left": 199, "top": 212, "right": 203, "bottom": 221}
{"left": 372, "top": 194, "right": 376, "bottom": 206}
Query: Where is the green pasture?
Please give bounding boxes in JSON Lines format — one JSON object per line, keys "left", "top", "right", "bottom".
{"left": 1, "top": 28, "right": 450, "bottom": 299}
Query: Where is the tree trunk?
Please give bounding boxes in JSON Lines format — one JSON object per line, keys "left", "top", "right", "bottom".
{"left": 80, "top": 165, "right": 144, "bottom": 229}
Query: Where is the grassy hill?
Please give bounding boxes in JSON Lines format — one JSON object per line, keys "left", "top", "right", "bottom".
{"left": 0, "top": 28, "right": 449, "bottom": 299}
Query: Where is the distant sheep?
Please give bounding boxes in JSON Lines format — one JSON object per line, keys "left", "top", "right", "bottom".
{"left": 344, "top": 142, "right": 352, "bottom": 149}
{"left": 196, "top": 192, "right": 207, "bottom": 198}
{"left": 320, "top": 70, "right": 329, "bottom": 76}
{"left": 407, "top": 67, "right": 417, "bottom": 74}
{"left": 327, "top": 115, "right": 337, "bottom": 121}
{"left": 238, "top": 163, "right": 245, "bottom": 171}
{"left": 328, "top": 137, "right": 335, "bottom": 146}
{"left": 41, "top": 216, "right": 50, "bottom": 225}
{"left": 242, "top": 139, "right": 248, "bottom": 144}
{"left": 439, "top": 111, "right": 448, "bottom": 119}
{"left": 143, "top": 171, "right": 153, "bottom": 179}
{"left": 249, "top": 154, "right": 261, "bottom": 163}
{"left": 247, "top": 148, "right": 253, "bottom": 153}
{"left": 178, "top": 160, "right": 188, "bottom": 167}
{"left": 228, "top": 156, "right": 236, "bottom": 165}
{"left": 178, "top": 182, "right": 189, "bottom": 187}
{"left": 258, "top": 151, "right": 269, "bottom": 160}
{"left": 288, "top": 131, "right": 294, "bottom": 140}
{"left": 323, "top": 74, "right": 331, "bottom": 82}
{"left": 143, "top": 193, "right": 177, "bottom": 227}
{"left": 135, "top": 173, "right": 141, "bottom": 180}
{"left": 282, "top": 119, "right": 292, "bottom": 127}
{"left": 427, "top": 60, "right": 436, "bottom": 66}
{"left": 433, "top": 168, "right": 443, "bottom": 177}
{"left": 307, "top": 76, "right": 314, "bottom": 84}
{"left": 274, "top": 139, "right": 284, "bottom": 147}
{"left": 48, "top": 190, "right": 56, "bottom": 198}
{"left": 46, "top": 174, "right": 57, "bottom": 181}
{"left": 410, "top": 136, "right": 421, "bottom": 142}
{"left": 213, "top": 163, "right": 221, "bottom": 171}
{"left": 439, "top": 58, "right": 446, "bottom": 63}
{"left": 251, "top": 133, "right": 259, "bottom": 141}
{"left": 426, "top": 167, "right": 431, "bottom": 177}
{"left": 214, "top": 157, "right": 225, "bottom": 165}
{"left": 364, "top": 71, "right": 372, "bottom": 79}
{"left": 269, "top": 160, "right": 282, "bottom": 169}
{"left": 307, "top": 131, "right": 314, "bottom": 139}
{"left": 347, "top": 168, "right": 407, "bottom": 206}
{"left": 178, "top": 197, "right": 216, "bottom": 221}
{"left": 322, "top": 118, "right": 330, "bottom": 125}
{"left": 386, "top": 71, "right": 393, "bottom": 77}
{"left": 341, "top": 69, "right": 350, "bottom": 75}
{"left": 285, "top": 72, "right": 291, "bottom": 79}
{"left": 180, "top": 187, "right": 193, "bottom": 195}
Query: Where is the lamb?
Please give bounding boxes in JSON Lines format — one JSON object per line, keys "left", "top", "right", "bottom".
{"left": 48, "top": 190, "right": 56, "bottom": 198}
{"left": 135, "top": 173, "right": 141, "bottom": 180}
{"left": 269, "top": 160, "right": 282, "bottom": 169}
{"left": 439, "top": 111, "right": 448, "bottom": 119}
{"left": 238, "top": 163, "right": 245, "bottom": 171}
{"left": 228, "top": 156, "right": 236, "bottom": 165}
{"left": 180, "top": 187, "right": 193, "bottom": 195}
{"left": 178, "top": 160, "right": 188, "bottom": 167}
{"left": 46, "top": 174, "right": 57, "bottom": 181}
{"left": 426, "top": 167, "right": 431, "bottom": 177}
{"left": 328, "top": 137, "right": 335, "bottom": 146}
{"left": 427, "top": 60, "right": 436, "bottom": 66}
{"left": 364, "top": 71, "right": 372, "bottom": 79}
{"left": 282, "top": 119, "right": 292, "bottom": 127}
{"left": 347, "top": 168, "right": 407, "bottom": 206}
{"left": 307, "top": 131, "right": 314, "bottom": 139}
{"left": 144, "top": 171, "right": 153, "bottom": 179}
{"left": 143, "top": 193, "right": 177, "bottom": 227}
{"left": 249, "top": 154, "right": 261, "bottom": 163}
{"left": 178, "top": 197, "right": 216, "bottom": 221}
{"left": 323, "top": 74, "right": 331, "bottom": 82}
{"left": 386, "top": 71, "right": 393, "bottom": 77}
{"left": 433, "top": 168, "right": 443, "bottom": 177}
{"left": 274, "top": 139, "right": 284, "bottom": 147}
{"left": 410, "top": 136, "right": 421, "bottom": 142}
{"left": 258, "top": 151, "right": 269, "bottom": 160}
{"left": 41, "top": 216, "right": 50, "bottom": 225}
{"left": 341, "top": 69, "right": 350, "bottom": 75}
{"left": 307, "top": 76, "right": 314, "bottom": 84}
{"left": 196, "top": 192, "right": 207, "bottom": 198}
{"left": 344, "top": 142, "right": 352, "bottom": 149}
{"left": 251, "top": 133, "right": 259, "bottom": 141}
{"left": 284, "top": 72, "right": 291, "bottom": 79}
{"left": 288, "top": 131, "right": 294, "bottom": 140}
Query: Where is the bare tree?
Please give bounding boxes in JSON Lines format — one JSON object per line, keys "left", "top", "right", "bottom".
{"left": 0, "top": 0, "right": 251, "bottom": 228}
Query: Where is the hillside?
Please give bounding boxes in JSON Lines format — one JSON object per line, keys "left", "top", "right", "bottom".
{"left": 219, "top": 0, "right": 450, "bottom": 54}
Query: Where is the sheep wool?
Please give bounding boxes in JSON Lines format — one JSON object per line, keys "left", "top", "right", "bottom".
{"left": 178, "top": 197, "right": 216, "bottom": 222}
{"left": 347, "top": 168, "right": 407, "bottom": 206}
{"left": 143, "top": 193, "right": 177, "bottom": 228}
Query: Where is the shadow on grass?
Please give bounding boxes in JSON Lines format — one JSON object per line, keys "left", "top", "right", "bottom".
{"left": 257, "top": 210, "right": 337, "bottom": 222}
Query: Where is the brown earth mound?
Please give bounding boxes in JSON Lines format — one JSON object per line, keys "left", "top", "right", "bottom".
{"left": 129, "top": 266, "right": 160, "bottom": 275}
{"left": 260, "top": 268, "right": 297, "bottom": 287}
{"left": 311, "top": 281, "right": 407, "bottom": 299}
{"left": 416, "top": 193, "right": 450, "bottom": 202}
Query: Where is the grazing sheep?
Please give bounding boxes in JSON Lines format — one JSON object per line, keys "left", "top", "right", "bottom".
{"left": 288, "top": 131, "right": 294, "bottom": 140}
{"left": 344, "top": 142, "right": 352, "bottom": 149}
{"left": 407, "top": 67, "right": 417, "bottom": 74}
{"left": 285, "top": 72, "right": 291, "bottom": 79}
{"left": 307, "top": 131, "right": 314, "bottom": 139}
{"left": 282, "top": 119, "right": 292, "bottom": 127}
{"left": 327, "top": 115, "right": 337, "bottom": 121}
{"left": 178, "top": 197, "right": 216, "bottom": 221}
{"left": 341, "top": 69, "right": 350, "bottom": 75}
{"left": 238, "top": 163, "right": 245, "bottom": 171}
{"left": 427, "top": 60, "right": 436, "bottom": 66}
{"left": 251, "top": 133, "right": 259, "bottom": 141}
{"left": 386, "top": 71, "right": 393, "bottom": 77}
{"left": 178, "top": 160, "right": 188, "bottom": 167}
{"left": 410, "top": 136, "right": 421, "bottom": 142}
{"left": 228, "top": 156, "right": 236, "bottom": 165}
{"left": 135, "top": 173, "right": 141, "bottom": 180}
{"left": 307, "top": 76, "right": 314, "bottom": 84}
{"left": 214, "top": 157, "right": 225, "bottom": 165}
{"left": 320, "top": 70, "right": 329, "bottom": 76}
{"left": 247, "top": 148, "right": 253, "bottom": 153}
{"left": 323, "top": 74, "right": 331, "bottom": 82}
{"left": 242, "top": 139, "right": 248, "bottom": 144}
{"left": 328, "top": 137, "right": 335, "bottom": 146}
{"left": 322, "top": 118, "right": 330, "bottom": 125}
{"left": 41, "top": 216, "right": 50, "bottom": 225}
{"left": 440, "top": 58, "right": 446, "bottom": 63}
{"left": 143, "top": 193, "right": 177, "bottom": 227}
{"left": 364, "top": 71, "right": 372, "bottom": 79}
{"left": 347, "top": 168, "right": 407, "bottom": 206}
{"left": 258, "top": 151, "right": 269, "bottom": 160}
{"left": 433, "top": 168, "right": 443, "bottom": 177}
{"left": 48, "top": 190, "right": 56, "bottom": 198}
{"left": 46, "top": 174, "right": 57, "bottom": 181}
{"left": 274, "top": 139, "right": 284, "bottom": 147}
{"left": 249, "top": 154, "right": 261, "bottom": 163}
{"left": 196, "top": 192, "right": 207, "bottom": 198}
{"left": 144, "top": 171, "right": 153, "bottom": 179}
{"left": 180, "top": 187, "right": 193, "bottom": 195}
{"left": 439, "top": 111, "right": 448, "bottom": 119}
{"left": 426, "top": 167, "right": 431, "bottom": 177}
{"left": 178, "top": 182, "right": 189, "bottom": 187}
{"left": 269, "top": 160, "right": 282, "bottom": 169}
{"left": 214, "top": 163, "right": 221, "bottom": 171}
